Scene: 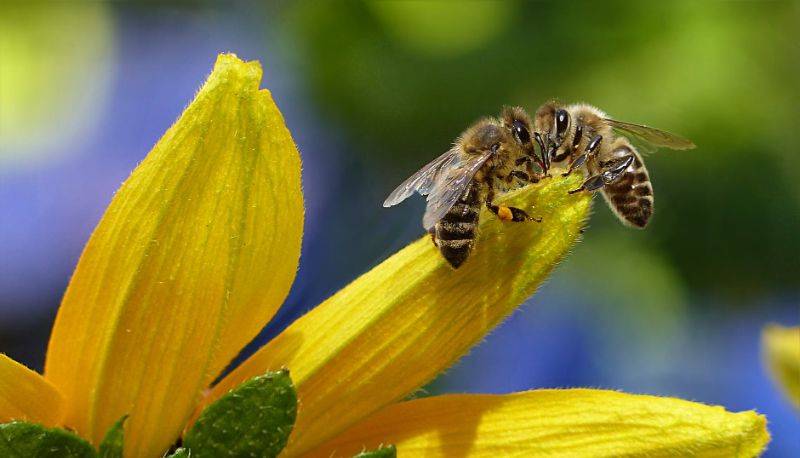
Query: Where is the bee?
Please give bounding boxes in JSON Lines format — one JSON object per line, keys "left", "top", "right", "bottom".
{"left": 531, "top": 102, "right": 695, "bottom": 228}
{"left": 383, "top": 107, "right": 545, "bottom": 268}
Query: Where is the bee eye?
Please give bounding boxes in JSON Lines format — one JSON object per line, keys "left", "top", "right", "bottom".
{"left": 555, "top": 109, "right": 570, "bottom": 136}
{"left": 512, "top": 120, "right": 531, "bottom": 145}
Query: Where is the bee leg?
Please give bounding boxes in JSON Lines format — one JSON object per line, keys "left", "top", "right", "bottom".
{"left": 508, "top": 207, "right": 541, "bottom": 222}
{"left": 518, "top": 150, "right": 547, "bottom": 175}
{"left": 551, "top": 138, "right": 572, "bottom": 164}
{"left": 525, "top": 164, "right": 548, "bottom": 183}
{"left": 486, "top": 187, "right": 541, "bottom": 222}
{"left": 552, "top": 147, "right": 571, "bottom": 163}
{"left": 568, "top": 175, "right": 605, "bottom": 194}
{"left": 485, "top": 177, "right": 542, "bottom": 222}
{"left": 601, "top": 155, "right": 635, "bottom": 181}
{"left": 596, "top": 155, "right": 635, "bottom": 189}
{"left": 484, "top": 185, "right": 504, "bottom": 219}
{"left": 513, "top": 157, "right": 540, "bottom": 183}
{"left": 510, "top": 170, "right": 529, "bottom": 181}
{"left": 509, "top": 170, "right": 540, "bottom": 184}
{"left": 568, "top": 154, "right": 634, "bottom": 194}
{"left": 515, "top": 148, "right": 549, "bottom": 180}
{"left": 563, "top": 135, "right": 602, "bottom": 177}
{"left": 561, "top": 152, "right": 588, "bottom": 177}
{"left": 488, "top": 203, "right": 540, "bottom": 222}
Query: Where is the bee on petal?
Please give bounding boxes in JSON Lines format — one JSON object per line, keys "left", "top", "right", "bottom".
{"left": 530, "top": 101, "right": 695, "bottom": 228}
{"left": 383, "top": 107, "right": 545, "bottom": 268}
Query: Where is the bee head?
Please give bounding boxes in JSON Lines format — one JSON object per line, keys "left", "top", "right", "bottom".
{"left": 462, "top": 121, "right": 507, "bottom": 155}
{"left": 500, "top": 106, "right": 533, "bottom": 147}
{"left": 533, "top": 101, "right": 559, "bottom": 138}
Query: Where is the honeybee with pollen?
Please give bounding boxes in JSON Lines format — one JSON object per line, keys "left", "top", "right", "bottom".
{"left": 530, "top": 102, "right": 695, "bottom": 228}
{"left": 383, "top": 107, "right": 545, "bottom": 268}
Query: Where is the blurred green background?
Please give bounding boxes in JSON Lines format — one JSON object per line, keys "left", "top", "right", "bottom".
{"left": 1, "top": 1, "right": 798, "bottom": 455}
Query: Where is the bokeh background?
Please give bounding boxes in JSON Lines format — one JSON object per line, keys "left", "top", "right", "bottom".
{"left": 1, "top": 1, "right": 798, "bottom": 455}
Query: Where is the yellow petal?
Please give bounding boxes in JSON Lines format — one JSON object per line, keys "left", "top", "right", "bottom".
{"left": 208, "top": 174, "right": 591, "bottom": 455}
{"left": 762, "top": 324, "right": 800, "bottom": 408}
{"left": 309, "top": 389, "right": 770, "bottom": 458}
{"left": 0, "top": 354, "right": 65, "bottom": 427}
{"left": 44, "top": 53, "right": 303, "bottom": 456}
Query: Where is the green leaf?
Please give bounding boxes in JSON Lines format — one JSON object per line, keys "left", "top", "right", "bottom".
{"left": 0, "top": 421, "right": 96, "bottom": 457}
{"left": 354, "top": 444, "right": 397, "bottom": 457}
{"left": 98, "top": 415, "right": 126, "bottom": 458}
{"left": 184, "top": 370, "right": 297, "bottom": 458}
{"left": 165, "top": 448, "right": 190, "bottom": 457}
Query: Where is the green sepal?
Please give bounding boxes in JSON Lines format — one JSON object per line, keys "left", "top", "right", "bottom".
{"left": 0, "top": 421, "right": 96, "bottom": 457}
{"left": 184, "top": 369, "right": 297, "bottom": 458}
{"left": 165, "top": 448, "right": 191, "bottom": 457}
{"left": 98, "top": 415, "right": 127, "bottom": 458}
{"left": 354, "top": 444, "right": 397, "bottom": 457}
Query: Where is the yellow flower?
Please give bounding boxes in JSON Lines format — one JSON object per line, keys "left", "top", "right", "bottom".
{"left": 0, "top": 54, "right": 770, "bottom": 457}
{"left": 308, "top": 390, "right": 768, "bottom": 457}
{"left": 763, "top": 324, "right": 800, "bottom": 408}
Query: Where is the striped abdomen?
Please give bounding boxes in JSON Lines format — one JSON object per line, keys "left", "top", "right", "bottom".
{"left": 434, "top": 183, "right": 481, "bottom": 268}
{"left": 601, "top": 150, "right": 654, "bottom": 228}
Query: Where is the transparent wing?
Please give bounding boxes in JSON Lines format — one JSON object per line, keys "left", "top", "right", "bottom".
{"left": 422, "top": 150, "right": 493, "bottom": 230}
{"left": 614, "top": 129, "right": 659, "bottom": 156}
{"left": 383, "top": 148, "right": 459, "bottom": 207}
{"left": 605, "top": 118, "right": 696, "bottom": 151}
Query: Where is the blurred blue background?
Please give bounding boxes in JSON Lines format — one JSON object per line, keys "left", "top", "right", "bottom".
{"left": 1, "top": 1, "right": 798, "bottom": 455}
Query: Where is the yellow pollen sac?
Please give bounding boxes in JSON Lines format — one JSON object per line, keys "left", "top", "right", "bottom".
{"left": 497, "top": 205, "right": 514, "bottom": 221}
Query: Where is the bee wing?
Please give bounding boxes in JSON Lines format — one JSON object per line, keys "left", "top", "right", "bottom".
{"left": 605, "top": 118, "right": 696, "bottom": 151}
{"left": 383, "top": 148, "right": 459, "bottom": 207}
{"left": 422, "top": 149, "right": 493, "bottom": 231}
